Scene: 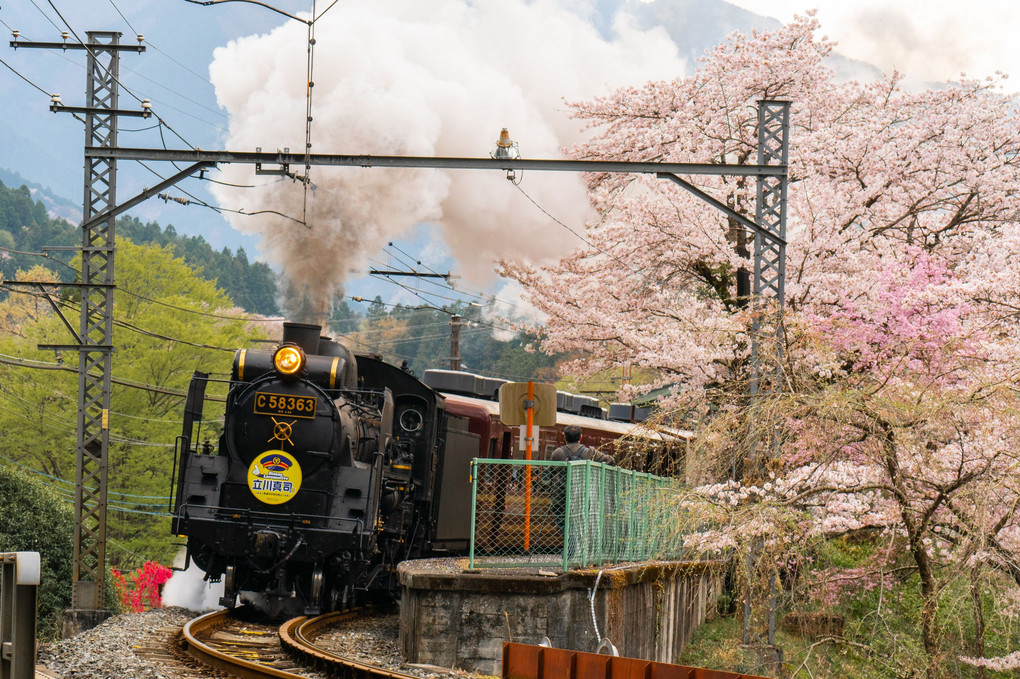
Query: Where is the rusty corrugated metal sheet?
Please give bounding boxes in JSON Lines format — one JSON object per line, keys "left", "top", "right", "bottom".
{"left": 502, "top": 642, "right": 768, "bottom": 679}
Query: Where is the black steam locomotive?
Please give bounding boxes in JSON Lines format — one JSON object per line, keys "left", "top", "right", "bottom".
{"left": 171, "top": 322, "right": 684, "bottom": 617}
{"left": 171, "top": 322, "right": 483, "bottom": 616}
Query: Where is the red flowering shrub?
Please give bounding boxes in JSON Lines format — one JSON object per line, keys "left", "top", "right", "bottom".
{"left": 111, "top": 561, "right": 172, "bottom": 613}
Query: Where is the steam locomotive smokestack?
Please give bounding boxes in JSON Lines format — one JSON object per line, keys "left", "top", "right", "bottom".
{"left": 282, "top": 322, "right": 322, "bottom": 355}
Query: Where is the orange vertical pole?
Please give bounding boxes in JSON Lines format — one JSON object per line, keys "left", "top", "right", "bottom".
{"left": 524, "top": 380, "right": 534, "bottom": 551}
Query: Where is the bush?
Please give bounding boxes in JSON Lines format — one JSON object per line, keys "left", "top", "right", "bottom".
{"left": 0, "top": 465, "right": 74, "bottom": 637}
{"left": 0, "top": 464, "right": 120, "bottom": 638}
{"left": 112, "top": 561, "right": 172, "bottom": 612}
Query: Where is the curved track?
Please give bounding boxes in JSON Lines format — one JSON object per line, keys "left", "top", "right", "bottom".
{"left": 182, "top": 608, "right": 316, "bottom": 678}
{"left": 280, "top": 609, "right": 423, "bottom": 679}
{"left": 182, "top": 608, "right": 425, "bottom": 679}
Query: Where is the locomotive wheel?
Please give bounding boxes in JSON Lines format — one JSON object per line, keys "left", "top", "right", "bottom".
{"left": 224, "top": 564, "right": 236, "bottom": 594}
{"left": 310, "top": 565, "right": 324, "bottom": 606}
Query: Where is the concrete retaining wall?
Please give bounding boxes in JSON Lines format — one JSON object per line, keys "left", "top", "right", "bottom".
{"left": 398, "top": 559, "right": 724, "bottom": 675}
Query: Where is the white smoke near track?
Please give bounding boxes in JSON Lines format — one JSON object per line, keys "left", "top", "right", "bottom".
{"left": 161, "top": 552, "right": 224, "bottom": 612}
{"left": 208, "top": 0, "right": 686, "bottom": 321}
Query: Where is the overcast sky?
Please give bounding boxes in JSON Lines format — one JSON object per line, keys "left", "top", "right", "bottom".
{"left": 720, "top": 1, "right": 1020, "bottom": 89}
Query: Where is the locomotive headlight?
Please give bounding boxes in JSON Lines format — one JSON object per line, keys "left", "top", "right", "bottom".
{"left": 273, "top": 345, "right": 305, "bottom": 376}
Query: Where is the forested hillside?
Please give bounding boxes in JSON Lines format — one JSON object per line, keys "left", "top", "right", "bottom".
{"left": 333, "top": 297, "right": 562, "bottom": 382}
{"left": 0, "top": 181, "right": 280, "bottom": 315}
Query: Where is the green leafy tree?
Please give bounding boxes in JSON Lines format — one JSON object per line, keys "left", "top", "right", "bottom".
{"left": 0, "top": 240, "right": 261, "bottom": 567}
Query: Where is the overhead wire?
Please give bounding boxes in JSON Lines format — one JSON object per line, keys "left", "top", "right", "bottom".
{"left": 26, "top": 0, "right": 63, "bottom": 32}
{"left": 0, "top": 54, "right": 57, "bottom": 97}
{"left": 513, "top": 182, "right": 649, "bottom": 280}
{"left": 367, "top": 275, "right": 517, "bottom": 334}
{"left": 0, "top": 245, "right": 76, "bottom": 271}
{"left": 0, "top": 452, "right": 170, "bottom": 501}
{"left": 44, "top": 0, "right": 198, "bottom": 149}
{"left": 8, "top": 369, "right": 215, "bottom": 423}
{"left": 0, "top": 283, "right": 239, "bottom": 352}
{"left": 0, "top": 248, "right": 283, "bottom": 324}
{"left": 377, "top": 243, "right": 524, "bottom": 313}
{"left": 0, "top": 352, "right": 220, "bottom": 401}
{"left": 118, "top": 288, "right": 284, "bottom": 322}
{"left": 138, "top": 160, "right": 307, "bottom": 226}
{"left": 0, "top": 396, "right": 173, "bottom": 448}
{"left": 107, "top": 0, "right": 228, "bottom": 117}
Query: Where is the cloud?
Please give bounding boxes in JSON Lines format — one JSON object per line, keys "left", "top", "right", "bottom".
{"left": 722, "top": 0, "right": 1020, "bottom": 87}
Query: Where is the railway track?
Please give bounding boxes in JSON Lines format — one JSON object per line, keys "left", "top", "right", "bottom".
{"left": 181, "top": 607, "right": 433, "bottom": 679}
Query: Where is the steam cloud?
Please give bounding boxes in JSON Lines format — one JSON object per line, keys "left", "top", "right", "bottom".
{"left": 208, "top": 0, "right": 686, "bottom": 321}
{"left": 162, "top": 552, "right": 224, "bottom": 612}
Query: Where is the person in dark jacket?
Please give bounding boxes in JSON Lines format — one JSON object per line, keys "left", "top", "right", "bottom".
{"left": 550, "top": 426, "right": 615, "bottom": 559}
{"left": 551, "top": 425, "right": 615, "bottom": 465}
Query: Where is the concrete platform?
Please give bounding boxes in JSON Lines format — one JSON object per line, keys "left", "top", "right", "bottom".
{"left": 398, "top": 557, "right": 724, "bottom": 676}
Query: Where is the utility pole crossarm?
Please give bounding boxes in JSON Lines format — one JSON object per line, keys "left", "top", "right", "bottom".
{"left": 10, "top": 39, "right": 145, "bottom": 52}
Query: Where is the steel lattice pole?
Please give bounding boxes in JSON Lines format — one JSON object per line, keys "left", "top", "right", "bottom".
{"left": 742, "top": 101, "right": 790, "bottom": 656}
{"left": 749, "top": 100, "right": 790, "bottom": 468}
{"left": 71, "top": 31, "right": 120, "bottom": 613}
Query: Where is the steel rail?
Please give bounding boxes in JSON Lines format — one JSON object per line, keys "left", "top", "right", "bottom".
{"left": 182, "top": 608, "right": 306, "bottom": 679}
{"left": 279, "top": 609, "right": 420, "bottom": 679}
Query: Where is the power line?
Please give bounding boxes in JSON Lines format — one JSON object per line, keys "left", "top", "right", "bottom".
{"left": 118, "top": 288, "right": 284, "bottom": 322}
{"left": 376, "top": 244, "right": 524, "bottom": 313}
{"left": 105, "top": 0, "right": 228, "bottom": 120}
{"left": 41, "top": 1, "right": 198, "bottom": 149}
{"left": 0, "top": 284, "right": 240, "bottom": 352}
{"left": 26, "top": 0, "right": 63, "bottom": 32}
{"left": 0, "top": 352, "right": 219, "bottom": 400}
{"left": 0, "top": 54, "right": 56, "bottom": 97}
{"left": 513, "top": 182, "right": 648, "bottom": 280}
{"left": 138, "top": 159, "right": 308, "bottom": 226}
{"left": 0, "top": 249, "right": 284, "bottom": 324}
{"left": 4, "top": 369, "right": 219, "bottom": 425}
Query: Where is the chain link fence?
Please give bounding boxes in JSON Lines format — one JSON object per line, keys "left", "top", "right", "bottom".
{"left": 469, "top": 459, "right": 686, "bottom": 570}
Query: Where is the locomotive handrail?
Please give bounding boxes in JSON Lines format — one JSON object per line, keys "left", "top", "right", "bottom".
{"left": 169, "top": 434, "right": 187, "bottom": 514}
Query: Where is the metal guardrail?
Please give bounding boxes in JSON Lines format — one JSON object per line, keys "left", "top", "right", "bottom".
{"left": 469, "top": 460, "right": 685, "bottom": 570}
{"left": 0, "top": 552, "right": 40, "bottom": 679}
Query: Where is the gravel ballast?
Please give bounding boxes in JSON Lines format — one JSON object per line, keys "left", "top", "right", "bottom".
{"left": 39, "top": 607, "right": 491, "bottom": 679}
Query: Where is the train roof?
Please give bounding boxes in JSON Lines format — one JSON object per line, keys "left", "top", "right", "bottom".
{"left": 440, "top": 391, "right": 692, "bottom": 442}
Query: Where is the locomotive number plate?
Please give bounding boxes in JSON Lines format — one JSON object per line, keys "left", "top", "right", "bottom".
{"left": 254, "top": 392, "right": 316, "bottom": 419}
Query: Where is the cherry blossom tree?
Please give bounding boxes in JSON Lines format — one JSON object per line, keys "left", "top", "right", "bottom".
{"left": 500, "top": 14, "right": 1020, "bottom": 677}
{"left": 500, "top": 14, "right": 1020, "bottom": 400}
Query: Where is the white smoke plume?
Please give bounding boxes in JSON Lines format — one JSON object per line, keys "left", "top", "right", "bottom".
{"left": 161, "top": 552, "right": 224, "bottom": 612}
{"left": 208, "top": 0, "right": 686, "bottom": 321}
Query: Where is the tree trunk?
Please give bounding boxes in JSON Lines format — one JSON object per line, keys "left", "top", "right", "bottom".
{"left": 912, "top": 540, "right": 943, "bottom": 679}
{"left": 970, "top": 565, "right": 986, "bottom": 679}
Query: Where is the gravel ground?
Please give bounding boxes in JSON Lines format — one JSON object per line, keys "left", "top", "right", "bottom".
{"left": 314, "top": 613, "right": 491, "bottom": 679}
{"left": 40, "top": 607, "right": 194, "bottom": 679}
{"left": 39, "top": 607, "right": 492, "bottom": 679}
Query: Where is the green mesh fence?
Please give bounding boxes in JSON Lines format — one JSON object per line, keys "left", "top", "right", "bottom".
{"left": 469, "top": 459, "right": 686, "bottom": 570}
